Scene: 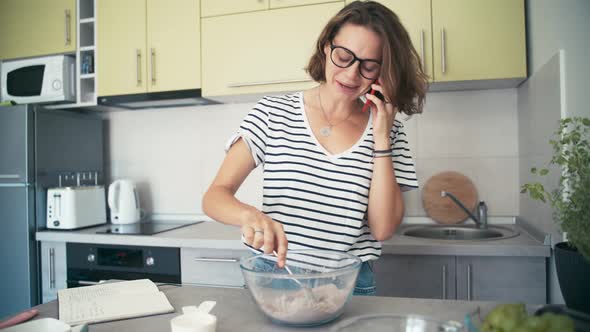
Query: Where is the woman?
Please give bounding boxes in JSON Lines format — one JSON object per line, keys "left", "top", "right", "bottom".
{"left": 202, "top": 1, "right": 427, "bottom": 295}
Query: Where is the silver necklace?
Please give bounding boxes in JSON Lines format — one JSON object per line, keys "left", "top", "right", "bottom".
{"left": 317, "top": 88, "right": 354, "bottom": 137}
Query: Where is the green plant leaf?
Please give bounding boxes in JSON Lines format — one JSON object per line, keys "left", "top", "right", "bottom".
{"left": 539, "top": 169, "right": 549, "bottom": 176}
{"left": 531, "top": 167, "right": 537, "bottom": 174}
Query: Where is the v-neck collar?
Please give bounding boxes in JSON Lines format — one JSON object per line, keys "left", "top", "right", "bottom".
{"left": 299, "top": 92, "right": 372, "bottom": 160}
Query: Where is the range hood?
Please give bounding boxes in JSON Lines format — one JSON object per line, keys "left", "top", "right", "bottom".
{"left": 97, "top": 89, "right": 219, "bottom": 110}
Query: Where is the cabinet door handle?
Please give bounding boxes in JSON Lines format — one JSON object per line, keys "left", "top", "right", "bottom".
{"left": 227, "top": 78, "right": 312, "bottom": 88}
{"left": 64, "top": 9, "right": 71, "bottom": 46}
{"left": 49, "top": 248, "right": 56, "bottom": 289}
{"left": 71, "top": 280, "right": 101, "bottom": 286}
{"left": 193, "top": 257, "right": 239, "bottom": 263}
{"left": 441, "top": 28, "right": 446, "bottom": 74}
{"left": 420, "top": 29, "right": 425, "bottom": 72}
{"left": 467, "top": 264, "right": 472, "bottom": 301}
{"left": 150, "top": 48, "right": 157, "bottom": 85}
{"left": 441, "top": 264, "right": 447, "bottom": 300}
{"left": 0, "top": 174, "right": 20, "bottom": 180}
{"left": 136, "top": 49, "right": 142, "bottom": 86}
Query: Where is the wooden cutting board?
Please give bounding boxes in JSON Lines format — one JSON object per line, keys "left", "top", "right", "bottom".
{"left": 422, "top": 171, "right": 478, "bottom": 224}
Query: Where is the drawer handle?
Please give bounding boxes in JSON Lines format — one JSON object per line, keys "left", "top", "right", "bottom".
{"left": 441, "top": 264, "right": 446, "bottom": 300}
{"left": 467, "top": 264, "right": 472, "bottom": 301}
{"left": 227, "top": 78, "right": 312, "bottom": 88}
{"left": 193, "top": 257, "right": 239, "bottom": 263}
{"left": 49, "top": 248, "right": 56, "bottom": 289}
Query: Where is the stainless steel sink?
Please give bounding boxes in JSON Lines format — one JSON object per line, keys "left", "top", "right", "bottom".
{"left": 401, "top": 225, "right": 519, "bottom": 241}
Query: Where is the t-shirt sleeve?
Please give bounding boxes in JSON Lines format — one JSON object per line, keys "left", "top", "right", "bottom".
{"left": 390, "top": 120, "right": 418, "bottom": 190}
{"left": 225, "top": 98, "right": 269, "bottom": 167}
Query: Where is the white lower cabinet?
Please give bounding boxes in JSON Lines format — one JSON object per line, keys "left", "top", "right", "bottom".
{"left": 374, "top": 254, "right": 547, "bottom": 304}
{"left": 181, "top": 248, "right": 250, "bottom": 288}
{"left": 40, "top": 241, "right": 67, "bottom": 303}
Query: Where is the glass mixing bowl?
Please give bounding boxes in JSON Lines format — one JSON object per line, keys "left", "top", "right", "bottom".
{"left": 240, "top": 250, "right": 362, "bottom": 327}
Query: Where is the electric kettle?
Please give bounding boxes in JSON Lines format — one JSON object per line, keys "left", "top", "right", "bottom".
{"left": 108, "top": 179, "right": 141, "bottom": 224}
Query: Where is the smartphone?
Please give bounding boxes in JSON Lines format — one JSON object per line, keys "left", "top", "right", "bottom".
{"left": 362, "top": 81, "right": 385, "bottom": 112}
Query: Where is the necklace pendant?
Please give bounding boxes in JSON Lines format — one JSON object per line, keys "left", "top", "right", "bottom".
{"left": 319, "top": 126, "right": 332, "bottom": 137}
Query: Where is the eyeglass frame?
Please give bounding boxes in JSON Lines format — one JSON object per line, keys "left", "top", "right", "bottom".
{"left": 329, "top": 43, "right": 382, "bottom": 80}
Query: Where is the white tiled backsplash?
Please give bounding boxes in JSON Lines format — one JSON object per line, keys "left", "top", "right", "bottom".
{"left": 105, "top": 88, "right": 519, "bottom": 218}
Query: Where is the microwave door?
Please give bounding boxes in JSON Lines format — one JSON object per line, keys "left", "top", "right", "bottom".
{"left": 7, "top": 65, "right": 45, "bottom": 98}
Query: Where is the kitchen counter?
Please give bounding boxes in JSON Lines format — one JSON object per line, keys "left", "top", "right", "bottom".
{"left": 31, "top": 285, "right": 499, "bottom": 332}
{"left": 36, "top": 219, "right": 550, "bottom": 257}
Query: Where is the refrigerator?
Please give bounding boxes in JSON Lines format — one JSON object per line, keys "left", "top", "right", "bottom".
{"left": 0, "top": 104, "right": 103, "bottom": 319}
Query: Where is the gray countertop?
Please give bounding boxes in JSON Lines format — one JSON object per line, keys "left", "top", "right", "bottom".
{"left": 32, "top": 285, "right": 500, "bottom": 332}
{"left": 36, "top": 220, "right": 550, "bottom": 257}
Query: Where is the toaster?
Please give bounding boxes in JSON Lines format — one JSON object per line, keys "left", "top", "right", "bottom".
{"left": 46, "top": 186, "right": 107, "bottom": 229}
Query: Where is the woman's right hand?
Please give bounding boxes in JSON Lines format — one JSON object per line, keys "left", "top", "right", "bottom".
{"left": 241, "top": 209, "right": 288, "bottom": 268}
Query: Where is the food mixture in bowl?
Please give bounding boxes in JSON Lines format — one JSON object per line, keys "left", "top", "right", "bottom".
{"left": 240, "top": 250, "right": 362, "bottom": 326}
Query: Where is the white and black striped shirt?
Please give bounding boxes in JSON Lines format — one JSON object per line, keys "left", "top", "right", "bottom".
{"left": 226, "top": 92, "right": 418, "bottom": 262}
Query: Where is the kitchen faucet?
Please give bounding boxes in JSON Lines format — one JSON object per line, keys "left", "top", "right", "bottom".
{"left": 441, "top": 191, "right": 488, "bottom": 229}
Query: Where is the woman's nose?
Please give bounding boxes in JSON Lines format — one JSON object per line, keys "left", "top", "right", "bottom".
{"left": 344, "top": 60, "right": 362, "bottom": 80}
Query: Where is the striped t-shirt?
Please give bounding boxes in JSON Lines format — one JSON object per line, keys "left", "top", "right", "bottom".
{"left": 226, "top": 92, "right": 418, "bottom": 262}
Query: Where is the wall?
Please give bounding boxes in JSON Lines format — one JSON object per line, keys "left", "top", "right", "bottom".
{"left": 526, "top": 0, "right": 590, "bottom": 118}
{"left": 518, "top": 0, "right": 590, "bottom": 304}
{"left": 104, "top": 89, "right": 519, "bottom": 220}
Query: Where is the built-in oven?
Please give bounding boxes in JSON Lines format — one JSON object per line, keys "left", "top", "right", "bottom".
{"left": 66, "top": 243, "right": 180, "bottom": 287}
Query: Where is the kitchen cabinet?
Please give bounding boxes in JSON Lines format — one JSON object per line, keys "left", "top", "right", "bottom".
{"left": 181, "top": 248, "right": 250, "bottom": 288}
{"left": 269, "top": 0, "right": 342, "bottom": 9}
{"left": 456, "top": 256, "right": 546, "bottom": 304}
{"left": 0, "top": 0, "right": 76, "bottom": 60}
{"left": 354, "top": 0, "right": 526, "bottom": 84}
{"left": 201, "top": 2, "right": 343, "bottom": 97}
{"left": 430, "top": 0, "right": 526, "bottom": 82}
{"left": 97, "top": 0, "right": 200, "bottom": 96}
{"left": 40, "top": 241, "right": 67, "bottom": 303}
{"left": 375, "top": 254, "right": 546, "bottom": 304}
{"left": 374, "top": 255, "right": 456, "bottom": 300}
{"left": 370, "top": 0, "right": 433, "bottom": 80}
{"left": 201, "top": 0, "right": 269, "bottom": 17}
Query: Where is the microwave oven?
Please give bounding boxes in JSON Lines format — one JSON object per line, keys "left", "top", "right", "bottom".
{"left": 1, "top": 55, "right": 76, "bottom": 104}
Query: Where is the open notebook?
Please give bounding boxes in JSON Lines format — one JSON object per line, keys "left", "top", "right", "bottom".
{"left": 58, "top": 279, "right": 174, "bottom": 325}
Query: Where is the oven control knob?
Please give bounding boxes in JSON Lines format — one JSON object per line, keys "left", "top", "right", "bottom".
{"left": 87, "top": 254, "right": 95, "bottom": 263}
{"left": 146, "top": 256, "right": 155, "bottom": 266}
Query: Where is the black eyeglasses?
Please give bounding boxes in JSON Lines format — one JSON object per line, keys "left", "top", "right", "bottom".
{"left": 329, "top": 43, "right": 381, "bottom": 80}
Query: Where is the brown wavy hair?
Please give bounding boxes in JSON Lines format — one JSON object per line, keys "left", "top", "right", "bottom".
{"left": 306, "top": 1, "right": 428, "bottom": 115}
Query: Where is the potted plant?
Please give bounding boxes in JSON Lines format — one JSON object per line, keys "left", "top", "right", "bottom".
{"left": 521, "top": 117, "right": 590, "bottom": 313}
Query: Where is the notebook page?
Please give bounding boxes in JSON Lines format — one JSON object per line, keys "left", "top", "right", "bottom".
{"left": 58, "top": 279, "right": 174, "bottom": 325}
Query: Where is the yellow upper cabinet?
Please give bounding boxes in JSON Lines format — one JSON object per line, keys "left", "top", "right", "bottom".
{"left": 98, "top": 0, "right": 200, "bottom": 97}
{"left": 0, "top": 0, "right": 76, "bottom": 60}
{"left": 269, "top": 0, "right": 341, "bottom": 9}
{"left": 201, "top": 0, "right": 269, "bottom": 17}
{"left": 98, "top": 0, "right": 147, "bottom": 96}
{"left": 431, "top": 0, "right": 526, "bottom": 82}
{"left": 346, "top": 0, "right": 526, "bottom": 84}
{"left": 201, "top": 2, "right": 344, "bottom": 97}
{"left": 146, "top": 0, "right": 200, "bottom": 93}
{"left": 373, "top": 0, "right": 433, "bottom": 80}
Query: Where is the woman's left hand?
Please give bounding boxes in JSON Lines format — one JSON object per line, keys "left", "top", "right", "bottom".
{"left": 365, "top": 83, "right": 397, "bottom": 146}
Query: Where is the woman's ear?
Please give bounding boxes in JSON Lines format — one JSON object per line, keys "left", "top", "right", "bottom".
{"left": 323, "top": 43, "right": 331, "bottom": 57}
